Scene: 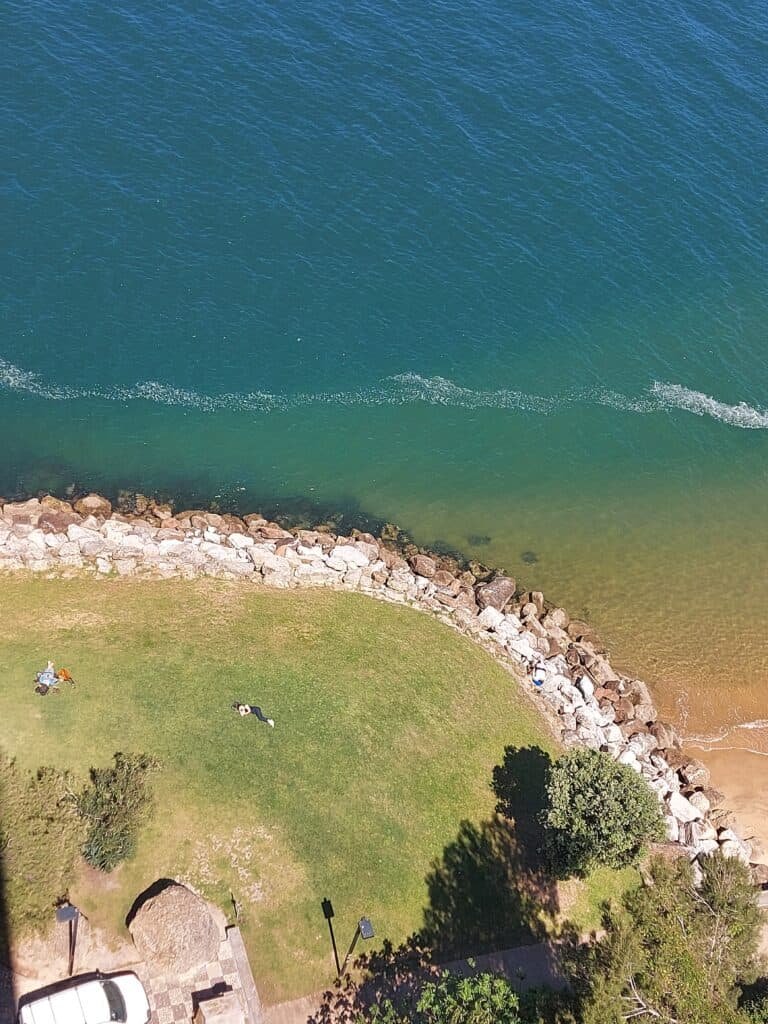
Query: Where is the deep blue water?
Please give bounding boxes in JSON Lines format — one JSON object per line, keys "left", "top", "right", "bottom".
{"left": 2, "top": 1, "right": 768, "bottom": 736}
{"left": 4, "top": 0, "right": 766, "bottom": 404}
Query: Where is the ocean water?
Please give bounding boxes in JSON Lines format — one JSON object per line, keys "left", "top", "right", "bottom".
{"left": 2, "top": 4, "right": 768, "bottom": 788}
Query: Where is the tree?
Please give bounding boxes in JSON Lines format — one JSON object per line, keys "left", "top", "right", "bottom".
{"left": 541, "top": 748, "right": 664, "bottom": 876}
{"left": 570, "top": 853, "right": 764, "bottom": 1024}
{"left": 77, "top": 752, "right": 160, "bottom": 871}
{"left": 355, "top": 968, "right": 522, "bottom": 1024}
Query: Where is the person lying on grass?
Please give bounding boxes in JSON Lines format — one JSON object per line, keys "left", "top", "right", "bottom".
{"left": 232, "top": 703, "right": 275, "bottom": 727}
{"left": 34, "top": 662, "right": 76, "bottom": 696}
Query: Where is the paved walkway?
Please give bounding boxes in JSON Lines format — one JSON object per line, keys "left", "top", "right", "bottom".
{"left": 135, "top": 931, "right": 244, "bottom": 1024}
{"left": 262, "top": 942, "right": 565, "bottom": 1024}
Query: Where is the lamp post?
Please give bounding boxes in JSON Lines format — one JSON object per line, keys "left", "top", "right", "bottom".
{"left": 55, "top": 903, "right": 80, "bottom": 977}
{"left": 321, "top": 898, "right": 341, "bottom": 975}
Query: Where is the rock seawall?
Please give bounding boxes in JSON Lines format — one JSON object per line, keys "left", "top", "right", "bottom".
{"left": 0, "top": 493, "right": 756, "bottom": 874}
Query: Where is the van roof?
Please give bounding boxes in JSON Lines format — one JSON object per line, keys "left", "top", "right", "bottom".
{"left": 20, "top": 980, "right": 109, "bottom": 1024}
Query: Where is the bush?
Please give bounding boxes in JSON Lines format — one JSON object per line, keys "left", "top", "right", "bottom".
{"left": 0, "top": 757, "right": 83, "bottom": 941}
{"left": 742, "top": 996, "right": 768, "bottom": 1023}
{"left": 416, "top": 969, "right": 521, "bottom": 1024}
{"left": 77, "top": 752, "right": 159, "bottom": 871}
{"left": 357, "top": 968, "right": 522, "bottom": 1024}
{"left": 542, "top": 748, "right": 664, "bottom": 876}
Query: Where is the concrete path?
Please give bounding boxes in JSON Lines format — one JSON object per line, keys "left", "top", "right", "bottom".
{"left": 262, "top": 941, "right": 564, "bottom": 1024}
{"left": 228, "top": 925, "right": 264, "bottom": 1022}
{"left": 443, "top": 941, "right": 567, "bottom": 991}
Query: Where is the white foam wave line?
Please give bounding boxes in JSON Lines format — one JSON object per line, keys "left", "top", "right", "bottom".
{"left": 686, "top": 745, "right": 768, "bottom": 759}
{"left": 685, "top": 719, "right": 768, "bottom": 747}
{"left": 1, "top": 357, "right": 766, "bottom": 429}
{"left": 651, "top": 381, "right": 768, "bottom": 429}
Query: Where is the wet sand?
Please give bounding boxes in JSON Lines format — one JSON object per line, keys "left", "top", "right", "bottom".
{"left": 684, "top": 748, "right": 768, "bottom": 863}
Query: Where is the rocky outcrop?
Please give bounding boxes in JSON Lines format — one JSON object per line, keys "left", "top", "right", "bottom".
{"left": 0, "top": 493, "right": 754, "bottom": 871}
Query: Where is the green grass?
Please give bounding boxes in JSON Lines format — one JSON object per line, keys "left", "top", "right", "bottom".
{"left": 0, "top": 577, "right": 628, "bottom": 1001}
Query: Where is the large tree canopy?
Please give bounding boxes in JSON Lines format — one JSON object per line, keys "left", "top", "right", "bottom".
{"left": 570, "top": 853, "right": 764, "bottom": 1024}
{"left": 542, "top": 748, "right": 664, "bottom": 876}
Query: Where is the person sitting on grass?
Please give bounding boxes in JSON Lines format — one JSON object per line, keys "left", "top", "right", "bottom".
{"left": 232, "top": 703, "right": 275, "bottom": 728}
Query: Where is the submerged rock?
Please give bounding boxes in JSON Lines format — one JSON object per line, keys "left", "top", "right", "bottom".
{"left": 73, "top": 492, "right": 112, "bottom": 518}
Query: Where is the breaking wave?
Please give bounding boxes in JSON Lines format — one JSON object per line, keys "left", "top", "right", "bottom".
{"left": 686, "top": 719, "right": 768, "bottom": 756}
{"left": 1, "top": 357, "right": 766, "bottom": 428}
{"left": 688, "top": 719, "right": 768, "bottom": 744}
{"left": 649, "top": 382, "right": 768, "bottom": 429}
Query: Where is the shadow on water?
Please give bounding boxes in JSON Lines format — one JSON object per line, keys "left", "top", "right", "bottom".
{"left": 0, "top": 450, "right": 390, "bottom": 537}
{"left": 308, "top": 746, "right": 560, "bottom": 1024}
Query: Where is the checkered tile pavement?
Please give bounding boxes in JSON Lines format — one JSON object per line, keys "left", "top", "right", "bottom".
{"left": 136, "top": 941, "right": 244, "bottom": 1023}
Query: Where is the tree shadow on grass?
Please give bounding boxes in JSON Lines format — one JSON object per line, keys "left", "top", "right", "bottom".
{"left": 491, "top": 744, "right": 552, "bottom": 866}
{"left": 307, "top": 935, "right": 440, "bottom": 1024}
{"left": 308, "top": 747, "right": 561, "bottom": 1023}
{"left": 420, "top": 813, "right": 558, "bottom": 960}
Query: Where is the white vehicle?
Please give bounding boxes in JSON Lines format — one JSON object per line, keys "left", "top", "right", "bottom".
{"left": 18, "top": 971, "right": 150, "bottom": 1024}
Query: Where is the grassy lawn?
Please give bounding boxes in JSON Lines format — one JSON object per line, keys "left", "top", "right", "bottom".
{"left": 0, "top": 578, "right": 629, "bottom": 1002}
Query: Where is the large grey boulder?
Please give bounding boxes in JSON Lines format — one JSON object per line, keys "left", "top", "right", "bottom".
{"left": 668, "top": 791, "right": 702, "bottom": 824}
{"left": 129, "top": 882, "right": 220, "bottom": 977}
{"left": 409, "top": 553, "right": 437, "bottom": 578}
{"left": 650, "top": 721, "right": 680, "bottom": 750}
{"left": 678, "top": 759, "right": 711, "bottom": 789}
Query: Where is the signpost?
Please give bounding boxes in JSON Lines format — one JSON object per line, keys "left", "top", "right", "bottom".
{"left": 55, "top": 904, "right": 80, "bottom": 977}
{"left": 321, "top": 899, "right": 375, "bottom": 979}
{"left": 321, "top": 898, "right": 340, "bottom": 976}
{"left": 339, "top": 917, "right": 375, "bottom": 978}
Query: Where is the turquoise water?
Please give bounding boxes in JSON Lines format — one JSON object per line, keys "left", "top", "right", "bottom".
{"left": 2, "top": 2, "right": 768, "bottom": 753}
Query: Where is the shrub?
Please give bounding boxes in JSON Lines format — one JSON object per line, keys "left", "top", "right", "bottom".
{"left": 542, "top": 748, "right": 664, "bottom": 876}
{"left": 415, "top": 969, "right": 521, "bottom": 1024}
{"left": 742, "top": 995, "right": 768, "bottom": 1023}
{"left": 77, "top": 752, "right": 160, "bottom": 871}
{"left": 0, "top": 757, "right": 83, "bottom": 941}
{"left": 357, "top": 968, "right": 522, "bottom": 1024}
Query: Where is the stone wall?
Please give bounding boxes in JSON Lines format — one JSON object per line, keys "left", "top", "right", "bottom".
{"left": 0, "top": 493, "right": 756, "bottom": 875}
